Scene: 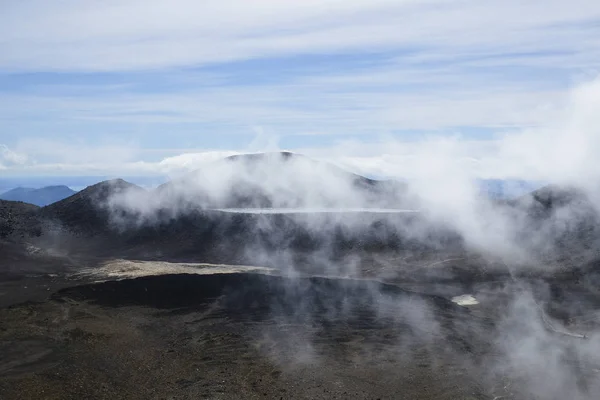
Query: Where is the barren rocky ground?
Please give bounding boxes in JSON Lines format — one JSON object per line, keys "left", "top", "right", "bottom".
{"left": 1, "top": 257, "right": 600, "bottom": 400}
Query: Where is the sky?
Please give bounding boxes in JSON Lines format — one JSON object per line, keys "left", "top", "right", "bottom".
{"left": 1, "top": 0, "right": 600, "bottom": 180}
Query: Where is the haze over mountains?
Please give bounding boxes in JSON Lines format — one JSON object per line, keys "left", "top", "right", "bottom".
{"left": 0, "top": 152, "right": 541, "bottom": 210}
{"left": 0, "top": 185, "right": 76, "bottom": 206}
{"left": 0, "top": 176, "right": 167, "bottom": 195}
{"left": 2, "top": 152, "right": 598, "bottom": 309}
{"left": 0, "top": 151, "right": 595, "bottom": 273}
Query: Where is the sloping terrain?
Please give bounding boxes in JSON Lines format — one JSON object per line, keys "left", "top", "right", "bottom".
{"left": 41, "top": 179, "right": 145, "bottom": 236}
{"left": 2, "top": 154, "right": 598, "bottom": 277}
{"left": 510, "top": 184, "right": 600, "bottom": 270}
{"left": 4, "top": 155, "right": 599, "bottom": 276}
{"left": 22, "top": 155, "right": 451, "bottom": 265}
{"left": 0, "top": 199, "right": 42, "bottom": 240}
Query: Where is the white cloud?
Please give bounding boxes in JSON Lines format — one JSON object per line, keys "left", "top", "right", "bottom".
{"left": 495, "top": 77, "right": 600, "bottom": 186}
{"left": 3, "top": 75, "right": 599, "bottom": 183}
{"left": 12, "top": 138, "right": 139, "bottom": 165}
{"left": 155, "top": 151, "right": 240, "bottom": 173}
{"left": 0, "top": 144, "right": 28, "bottom": 166}
{"left": 1, "top": 0, "right": 599, "bottom": 72}
{"left": 0, "top": 77, "right": 565, "bottom": 135}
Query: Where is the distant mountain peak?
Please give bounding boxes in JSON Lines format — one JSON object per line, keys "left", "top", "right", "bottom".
{"left": 85, "top": 178, "right": 137, "bottom": 190}
{"left": 40, "top": 179, "right": 146, "bottom": 236}
{"left": 44, "top": 185, "right": 73, "bottom": 190}
{"left": 155, "top": 152, "right": 410, "bottom": 209}
{"left": 0, "top": 185, "right": 77, "bottom": 207}
{"left": 53, "top": 179, "right": 144, "bottom": 205}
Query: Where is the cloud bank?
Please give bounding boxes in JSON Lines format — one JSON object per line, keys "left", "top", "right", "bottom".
{"left": 2, "top": 75, "right": 599, "bottom": 185}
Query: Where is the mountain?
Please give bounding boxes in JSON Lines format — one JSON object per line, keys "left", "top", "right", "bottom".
{"left": 41, "top": 179, "right": 146, "bottom": 237}
{"left": 157, "top": 152, "right": 412, "bottom": 209}
{"left": 18, "top": 154, "right": 422, "bottom": 262}
{"left": 5, "top": 153, "right": 598, "bottom": 274}
{"left": 0, "top": 185, "right": 76, "bottom": 206}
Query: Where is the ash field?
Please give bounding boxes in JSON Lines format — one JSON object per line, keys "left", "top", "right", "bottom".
{"left": 2, "top": 152, "right": 600, "bottom": 399}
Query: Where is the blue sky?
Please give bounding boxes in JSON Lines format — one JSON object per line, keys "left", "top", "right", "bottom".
{"left": 1, "top": 0, "right": 599, "bottom": 179}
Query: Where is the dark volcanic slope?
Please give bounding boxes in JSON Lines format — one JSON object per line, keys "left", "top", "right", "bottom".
{"left": 0, "top": 185, "right": 76, "bottom": 207}
{"left": 41, "top": 179, "right": 146, "bottom": 236}
{"left": 3, "top": 156, "right": 599, "bottom": 274}
{"left": 21, "top": 155, "right": 437, "bottom": 262}
{"left": 37, "top": 204, "right": 461, "bottom": 265}
{"left": 0, "top": 199, "right": 41, "bottom": 240}
{"left": 2, "top": 177, "right": 596, "bottom": 275}
{"left": 511, "top": 184, "right": 600, "bottom": 267}
{"left": 515, "top": 184, "right": 594, "bottom": 217}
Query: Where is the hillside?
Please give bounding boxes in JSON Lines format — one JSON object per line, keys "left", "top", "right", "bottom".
{"left": 19, "top": 158, "right": 435, "bottom": 262}
{"left": 508, "top": 184, "right": 600, "bottom": 269}
{"left": 0, "top": 185, "right": 76, "bottom": 206}
{"left": 0, "top": 200, "right": 41, "bottom": 240}
{"left": 41, "top": 179, "right": 146, "bottom": 237}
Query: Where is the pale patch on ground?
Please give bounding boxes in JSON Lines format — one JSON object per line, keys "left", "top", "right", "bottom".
{"left": 74, "top": 259, "right": 274, "bottom": 281}
{"left": 24, "top": 243, "right": 42, "bottom": 255}
{"left": 451, "top": 294, "right": 479, "bottom": 306}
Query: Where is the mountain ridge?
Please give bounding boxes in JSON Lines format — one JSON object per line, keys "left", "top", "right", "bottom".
{"left": 0, "top": 185, "right": 76, "bottom": 206}
{"left": 157, "top": 151, "right": 411, "bottom": 209}
{"left": 1, "top": 153, "right": 598, "bottom": 275}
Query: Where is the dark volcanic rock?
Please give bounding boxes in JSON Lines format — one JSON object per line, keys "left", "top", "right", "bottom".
{"left": 509, "top": 184, "right": 600, "bottom": 268}
{"left": 516, "top": 184, "right": 594, "bottom": 218}
{"left": 4, "top": 270, "right": 600, "bottom": 399}
{"left": 0, "top": 200, "right": 41, "bottom": 240}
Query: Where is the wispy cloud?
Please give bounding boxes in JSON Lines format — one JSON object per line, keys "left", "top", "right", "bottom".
{"left": 2, "top": 76, "right": 599, "bottom": 182}
{"left": 0, "top": 144, "right": 28, "bottom": 169}
{"left": 2, "top": 0, "right": 599, "bottom": 72}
